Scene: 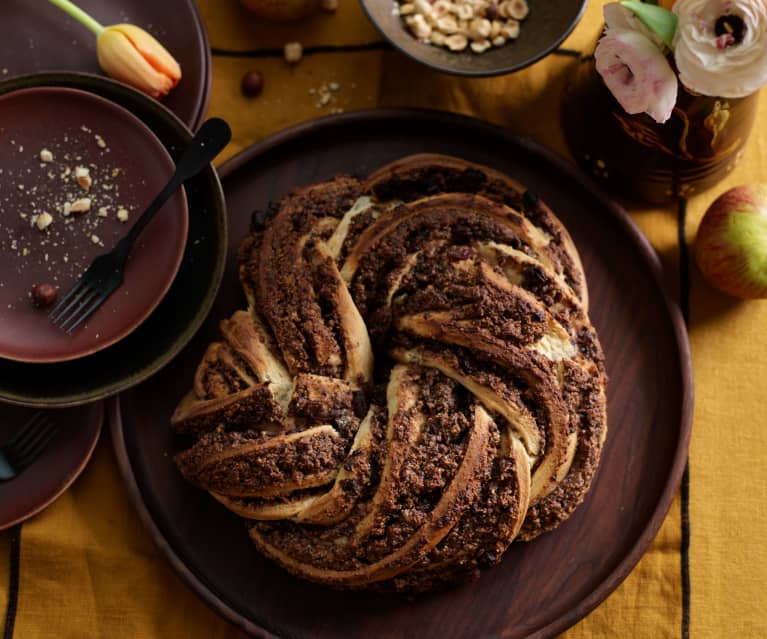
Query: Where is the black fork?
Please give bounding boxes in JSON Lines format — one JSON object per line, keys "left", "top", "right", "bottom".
{"left": 0, "top": 412, "right": 59, "bottom": 481}
{"left": 49, "top": 117, "right": 232, "bottom": 333}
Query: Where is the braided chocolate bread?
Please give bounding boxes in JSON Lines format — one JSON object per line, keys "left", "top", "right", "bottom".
{"left": 171, "top": 154, "right": 607, "bottom": 593}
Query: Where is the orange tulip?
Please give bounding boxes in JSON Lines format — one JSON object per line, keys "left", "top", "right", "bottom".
{"left": 47, "top": 0, "right": 181, "bottom": 98}
{"left": 97, "top": 25, "right": 182, "bottom": 98}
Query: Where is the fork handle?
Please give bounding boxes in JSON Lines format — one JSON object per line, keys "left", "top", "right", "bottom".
{"left": 117, "top": 118, "right": 232, "bottom": 255}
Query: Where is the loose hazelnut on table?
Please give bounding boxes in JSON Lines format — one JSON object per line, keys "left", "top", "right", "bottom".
{"left": 31, "top": 283, "right": 58, "bottom": 308}
{"left": 320, "top": 0, "right": 338, "bottom": 11}
{"left": 241, "top": 70, "right": 265, "bottom": 97}
{"left": 284, "top": 42, "right": 303, "bottom": 65}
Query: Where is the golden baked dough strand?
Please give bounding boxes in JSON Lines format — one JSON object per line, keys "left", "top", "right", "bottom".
{"left": 362, "top": 153, "right": 588, "bottom": 308}
{"left": 249, "top": 398, "right": 495, "bottom": 588}
{"left": 172, "top": 154, "right": 607, "bottom": 591}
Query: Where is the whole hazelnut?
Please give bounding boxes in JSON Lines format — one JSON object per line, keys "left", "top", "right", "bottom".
{"left": 485, "top": 3, "right": 498, "bottom": 20}
{"left": 31, "top": 283, "right": 58, "bottom": 308}
{"left": 241, "top": 70, "right": 265, "bottom": 97}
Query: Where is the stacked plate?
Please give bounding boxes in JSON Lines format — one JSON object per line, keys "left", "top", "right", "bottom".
{"left": 0, "top": 0, "right": 225, "bottom": 530}
{"left": 0, "top": 74, "right": 226, "bottom": 407}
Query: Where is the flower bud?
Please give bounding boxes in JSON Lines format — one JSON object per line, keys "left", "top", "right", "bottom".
{"left": 97, "top": 24, "right": 181, "bottom": 98}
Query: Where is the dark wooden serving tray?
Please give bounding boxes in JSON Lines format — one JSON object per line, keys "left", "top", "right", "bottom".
{"left": 111, "top": 109, "right": 693, "bottom": 639}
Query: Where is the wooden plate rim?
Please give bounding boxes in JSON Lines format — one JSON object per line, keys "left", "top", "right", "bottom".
{"left": 112, "top": 108, "right": 694, "bottom": 639}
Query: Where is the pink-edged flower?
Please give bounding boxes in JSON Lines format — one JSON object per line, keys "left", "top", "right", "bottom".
{"left": 673, "top": 0, "right": 767, "bottom": 98}
{"left": 595, "top": 27, "right": 679, "bottom": 123}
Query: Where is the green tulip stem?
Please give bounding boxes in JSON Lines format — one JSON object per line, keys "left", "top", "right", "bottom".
{"left": 47, "top": 0, "right": 104, "bottom": 36}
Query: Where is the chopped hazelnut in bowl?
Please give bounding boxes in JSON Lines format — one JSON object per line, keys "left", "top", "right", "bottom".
{"left": 360, "top": 0, "right": 586, "bottom": 76}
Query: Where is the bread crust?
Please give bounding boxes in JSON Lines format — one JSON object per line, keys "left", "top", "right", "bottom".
{"left": 171, "top": 155, "right": 607, "bottom": 592}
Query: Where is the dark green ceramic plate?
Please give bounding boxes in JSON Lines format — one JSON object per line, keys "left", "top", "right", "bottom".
{"left": 0, "top": 73, "right": 227, "bottom": 407}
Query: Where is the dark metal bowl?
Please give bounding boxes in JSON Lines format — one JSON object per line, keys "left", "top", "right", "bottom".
{"left": 360, "top": 0, "right": 587, "bottom": 76}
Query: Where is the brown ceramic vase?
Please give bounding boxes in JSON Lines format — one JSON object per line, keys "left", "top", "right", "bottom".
{"left": 562, "top": 50, "right": 759, "bottom": 204}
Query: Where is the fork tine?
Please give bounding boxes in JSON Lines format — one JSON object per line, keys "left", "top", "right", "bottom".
{"left": 57, "top": 285, "right": 99, "bottom": 330}
{"left": 52, "top": 286, "right": 95, "bottom": 327}
{"left": 49, "top": 279, "right": 92, "bottom": 324}
{"left": 6, "top": 411, "right": 47, "bottom": 448}
{"left": 14, "top": 424, "right": 59, "bottom": 469}
{"left": 48, "top": 275, "right": 85, "bottom": 321}
{"left": 58, "top": 287, "right": 101, "bottom": 332}
{"left": 63, "top": 286, "right": 115, "bottom": 334}
{"left": 12, "top": 417, "right": 56, "bottom": 461}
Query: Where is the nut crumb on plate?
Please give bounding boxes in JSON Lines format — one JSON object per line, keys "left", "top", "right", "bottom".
{"left": 69, "top": 198, "right": 92, "bottom": 214}
{"left": 31, "top": 282, "right": 58, "bottom": 308}
{"left": 35, "top": 212, "right": 53, "bottom": 231}
{"left": 75, "top": 166, "right": 92, "bottom": 191}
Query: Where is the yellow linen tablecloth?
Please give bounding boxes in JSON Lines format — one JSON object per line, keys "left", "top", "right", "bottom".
{"left": 3, "top": 0, "right": 767, "bottom": 636}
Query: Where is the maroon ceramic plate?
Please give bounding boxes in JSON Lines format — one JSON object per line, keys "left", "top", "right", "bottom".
{"left": 111, "top": 110, "right": 693, "bottom": 639}
{"left": 0, "top": 401, "right": 103, "bottom": 530}
{"left": 0, "top": 86, "right": 188, "bottom": 363}
{"left": 0, "top": 73, "right": 227, "bottom": 408}
{"left": 0, "top": 0, "right": 210, "bottom": 129}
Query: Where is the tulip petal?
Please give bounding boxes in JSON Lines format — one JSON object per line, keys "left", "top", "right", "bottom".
{"left": 111, "top": 24, "right": 182, "bottom": 86}
{"left": 97, "top": 29, "right": 174, "bottom": 98}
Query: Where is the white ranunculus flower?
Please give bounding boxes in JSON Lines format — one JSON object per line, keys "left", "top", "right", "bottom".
{"left": 595, "top": 28, "right": 679, "bottom": 123}
{"left": 673, "top": 0, "right": 767, "bottom": 98}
